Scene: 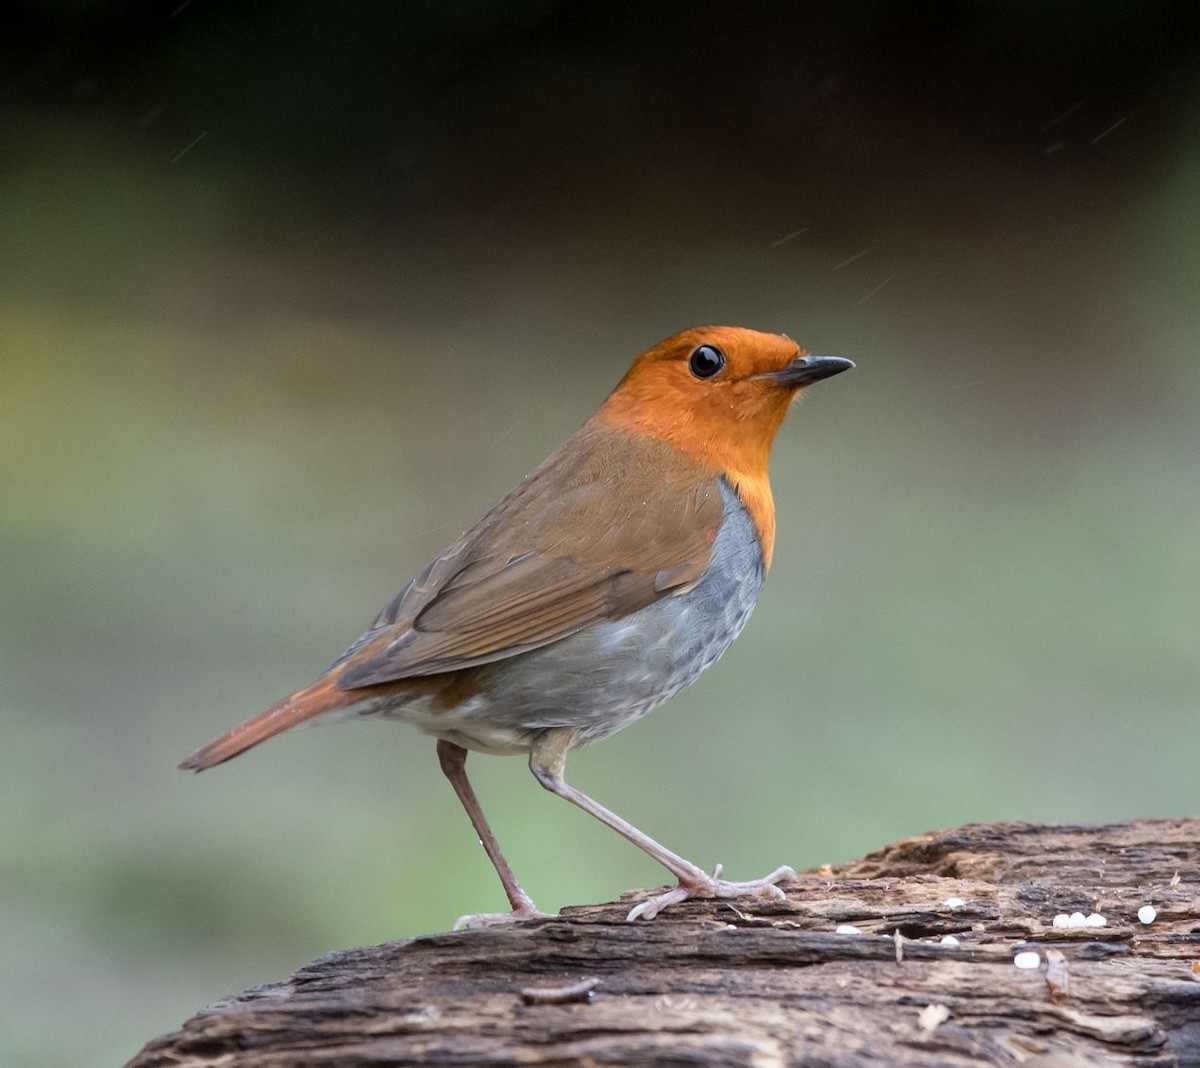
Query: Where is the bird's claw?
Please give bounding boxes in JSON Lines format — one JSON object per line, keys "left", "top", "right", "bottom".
{"left": 453, "top": 904, "right": 550, "bottom": 931}
{"left": 625, "top": 864, "right": 799, "bottom": 921}
{"left": 626, "top": 888, "right": 689, "bottom": 921}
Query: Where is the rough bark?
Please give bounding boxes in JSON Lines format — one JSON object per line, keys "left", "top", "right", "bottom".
{"left": 131, "top": 819, "right": 1200, "bottom": 1066}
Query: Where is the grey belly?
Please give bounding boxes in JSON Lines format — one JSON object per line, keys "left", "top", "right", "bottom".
{"left": 385, "top": 479, "right": 766, "bottom": 754}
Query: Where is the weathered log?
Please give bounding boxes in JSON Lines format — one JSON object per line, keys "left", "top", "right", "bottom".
{"left": 130, "top": 819, "right": 1200, "bottom": 1066}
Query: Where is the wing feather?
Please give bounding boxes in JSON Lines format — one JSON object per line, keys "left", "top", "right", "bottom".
{"left": 335, "top": 424, "right": 725, "bottom": 689}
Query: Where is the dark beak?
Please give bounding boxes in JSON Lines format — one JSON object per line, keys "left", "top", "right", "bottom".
{"left": 767, "top": 354, "right": 855, "bottom": 388}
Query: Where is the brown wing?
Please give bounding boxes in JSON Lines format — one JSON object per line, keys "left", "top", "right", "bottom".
{"left": 334, "top": 422, "right": 724, "bottom": 688}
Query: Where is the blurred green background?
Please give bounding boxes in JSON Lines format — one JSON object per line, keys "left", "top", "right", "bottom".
{"left": 3, "top": 2, "right": 1199, "bottom": 1064}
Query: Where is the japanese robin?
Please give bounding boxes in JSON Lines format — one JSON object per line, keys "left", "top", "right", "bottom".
{"left": 180, "top": 326, "right": 853, "bottom": 924}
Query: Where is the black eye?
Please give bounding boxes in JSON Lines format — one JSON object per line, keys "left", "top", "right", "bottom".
{"left": 688, "top": 344, "right": 726, "bottom": 379}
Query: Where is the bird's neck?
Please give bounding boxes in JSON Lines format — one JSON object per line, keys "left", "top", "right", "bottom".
{"left": 724, "top": 471, "right": 775, "bottom": 570}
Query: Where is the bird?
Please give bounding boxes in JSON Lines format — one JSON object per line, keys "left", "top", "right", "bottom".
{"left": 180, "top": 326, "right": 853, "bottom": 925}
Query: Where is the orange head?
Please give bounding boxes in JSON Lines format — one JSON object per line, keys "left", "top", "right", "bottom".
{"left": 597, "top": 325, "right": 852, "bottom": 566}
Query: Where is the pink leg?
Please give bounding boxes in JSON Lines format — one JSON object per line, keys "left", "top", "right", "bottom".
{"left": 437, "top": 740, "right": 546, "bottom": 928}
{"left": 529, "top": 730, "right": 797, "bottom": 921}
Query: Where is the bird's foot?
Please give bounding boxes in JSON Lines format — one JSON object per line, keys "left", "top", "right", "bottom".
{"left": 625, "top": 864, "right": 798, "bottom": 921}
{"left": 452, "top": 902, "right": 550, "bottom": 931}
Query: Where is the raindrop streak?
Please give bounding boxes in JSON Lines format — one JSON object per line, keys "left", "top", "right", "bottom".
{"left": 1040, "top": 101, "right": 1083, "bottom": 132}
{"left": 171, "top": 131, "right": 208, "bottom": 163}
{"left": 833, "top": 249, "right": 870, "bottom": 270}
{"left": 139, "top": 103, "right": 166, "bottom": 128}
{"left": 1091, "top": 118, "right": 1127, "bottom": 145}
{"left": 856, "top": 274, "right": 895, "bottom": 305}
{"left": 771, "top": 228, "right": 809, "bottom": 248}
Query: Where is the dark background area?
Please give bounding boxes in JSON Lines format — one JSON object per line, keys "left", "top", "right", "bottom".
{"left": 3, "top": 3, "right": 1199, "bottom": 1064}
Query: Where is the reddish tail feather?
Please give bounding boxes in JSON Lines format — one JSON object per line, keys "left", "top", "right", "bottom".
{"left": 178, "top": 678, "right": 353, "bottom": 772}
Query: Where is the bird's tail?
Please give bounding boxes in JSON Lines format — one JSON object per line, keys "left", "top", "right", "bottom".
{"left": 178, "top": 677, "right": 353, "bottom": 772}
